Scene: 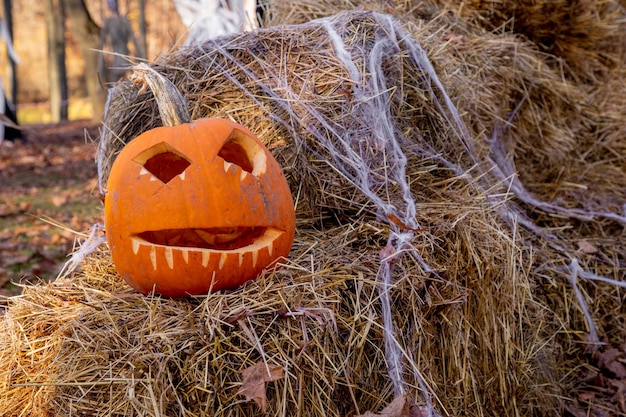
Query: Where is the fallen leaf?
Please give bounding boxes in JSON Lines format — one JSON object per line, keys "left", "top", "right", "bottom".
{"left": 577, "top": 240, "right": 599, "bottom": 254}
{"left": 386, "top": 213, "right": 419, "bottom": 231}
{"left": 564, "top": 404, "right": 593, "bottom": 417}
{"left": 577, "top": 390, "right": 597, "bottom": 401}
{"left": 239, "top": 361, "right": 284, "bottom": 410}
{"left": 409, "top": 406, "right": 431, "bottom": 417}
{"left": 597, "top": 347, "right": 626, "bottom": 379}
{"left": 51, "top": 194, "right": 69, "bottom": 207}
{"left": 3, "top": 253, "right": 32, "bottom": 266}
{"left": 18, "top": 201, "right": 31, "bottom": 212}
{"left": 609, "top": 379, "right": 626, "bottom": 412}
{"left": 356, "top": 395, "right": 410, "bottom": 417}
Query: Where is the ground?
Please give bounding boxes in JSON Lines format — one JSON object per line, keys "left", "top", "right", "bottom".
{"left": 0, "top": 120, "right": 103, "bottom": 301}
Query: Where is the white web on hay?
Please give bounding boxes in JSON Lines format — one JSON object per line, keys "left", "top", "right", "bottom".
{"left": 192, "top": 10, "right": 626, "bottom": 406}
{"left": 197, "top": 11, "right": 476, "bottom": 410}
{"left": 81, "top": 9, "right": 625, "bottom": 414}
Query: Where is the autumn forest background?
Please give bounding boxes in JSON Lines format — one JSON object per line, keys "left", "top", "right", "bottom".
{"left": 10, "top": 0, "right": 186, "bottom": 122}
{"left": 1, "top": 0, "right": 187, "bottom": 295}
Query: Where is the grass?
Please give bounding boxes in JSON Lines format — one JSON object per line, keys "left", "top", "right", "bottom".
{"left": 0, "top": 119, "right": 102, "bottom": 296}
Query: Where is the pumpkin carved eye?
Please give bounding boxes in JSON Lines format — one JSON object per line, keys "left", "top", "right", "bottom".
{"left": 133, "top": 142, "right": 191, "bottom": 184}
{"left": 219, "top": 128, "right": 267, "bottom": 177}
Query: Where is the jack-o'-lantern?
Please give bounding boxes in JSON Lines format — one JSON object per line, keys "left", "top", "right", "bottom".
{"left": 104, "top": 117, "right": 296, "bottom": 297}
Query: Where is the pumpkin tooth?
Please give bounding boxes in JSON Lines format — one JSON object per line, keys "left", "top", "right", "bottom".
{"left": 164, "top": 247, "right": 174, "bottom": 269}
{"left": 252, "top": 249, "right": 258, "bottom": 267}
{"left": 132, "top": 239, "right": 141, "bottom": 255}
{"left": 240, "top": 170, "right": 248, "bottom": 181}
{"left": 219, "top": 253, "right": 228, "bottom": 270}
{"left": 181, "top": 249, "right": 189, "bottom": 263}
{"left": 202, "top": 250, "right": 210, "bottom": 267}
{"left": 150, "top": 246, "right": 157, "bottom": 270}
{"left": 139, "top": 167, "right": 149, "bottom": 176}
{"left": 238, "top": 252, "right": 244, "bottom": 267}
{"left": 223, "top": 160, "right": 233, "bottom": 173}
{"left": 149, "top": 175, "right": 158, "bottom": 182}
{"left": 267, "top": 241, "right": 274, "bottom": 257}
{"left": 178, "top": 171, "right": 186, "bottom": 181}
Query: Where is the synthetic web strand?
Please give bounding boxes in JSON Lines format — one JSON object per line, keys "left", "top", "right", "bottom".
{"left": 200, "top": 11, "right": 464, "bottom": 411}
{"left": 58, "top": 223, "right": 107, "bottom": 279}
{"left": 488, "top": 97, "right": 626, "bottom": 227}
{"left": 323, "top": 16, "right": 412, "bottom": 398}
{"left": 567, "top": 259, "right": 602, "bottom": 351}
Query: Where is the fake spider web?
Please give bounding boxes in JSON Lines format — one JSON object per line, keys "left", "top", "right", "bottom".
{"left": 184, "top": 12, "right": 479, "bottom": 409}
{"left": 91, "top": 12, "right": 466, "bottom": 410}
{"left": 90, "top": 9, "right": 626, "bottom": 416}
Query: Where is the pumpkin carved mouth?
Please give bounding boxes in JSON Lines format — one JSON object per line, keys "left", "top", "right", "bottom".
{"left": 129, "top": 227, "right": 285, "bottom": 271}
{"left": 135, "top": 226, "right": 269, "bottom": 251}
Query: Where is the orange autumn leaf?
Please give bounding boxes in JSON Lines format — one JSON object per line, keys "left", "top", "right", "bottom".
{"left": 239, "top": 362, "right": 284, "bottom": 410}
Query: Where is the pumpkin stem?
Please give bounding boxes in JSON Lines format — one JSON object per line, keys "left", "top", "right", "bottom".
{"left": 129, "top": 63, "right": 191, "bottom": 127}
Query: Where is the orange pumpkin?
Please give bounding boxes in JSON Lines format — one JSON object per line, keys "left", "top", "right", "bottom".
{"left": 104, "top": 118, "right": 295, "bottom": 297}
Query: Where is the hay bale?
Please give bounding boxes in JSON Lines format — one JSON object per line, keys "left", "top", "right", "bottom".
{"left": 97, "top": 8, "right": 471, "bottom": 223}
{"left": 260, "top": 0, "right": 626, "bottom": 216}
{"left": 2, "top": 2, "right": 625, "bottom": 417}
{"left": 0, "top": 214, "right": 548, "bottom": 417}
{"left": 433, "top": 0, "right": 626, "bottom": 80}
{"left": 429, "top": 0, "right": 626, "bottom": 217}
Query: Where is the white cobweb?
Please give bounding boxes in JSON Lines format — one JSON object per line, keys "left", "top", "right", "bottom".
{"left": 192, "top": 11, "right": 625, "bottom": 414}
{"left": 86, "top": 9, "right": 625, "bottom": 416}
{"left": 197, "top": 11, "right": 476, "bottom": 414}
{"left": 172, "top": 0, "right": 259, "bottom": 44}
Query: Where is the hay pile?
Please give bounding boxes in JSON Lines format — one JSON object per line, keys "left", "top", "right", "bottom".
{"left": 1, "top": 1, "right": 625, "bottom": 416}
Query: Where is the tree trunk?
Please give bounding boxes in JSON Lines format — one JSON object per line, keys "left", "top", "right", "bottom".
{"left": 44, "top": 0, "right": 68, "bottom": 122}
{"left": 3, "top": 0, "right": 17, "bottom": 105}
{"left": 62, "top": 0, "right": 104, "bottom": 121}
{"left": 138, "top": 0, "right": 147, "bottom": 58}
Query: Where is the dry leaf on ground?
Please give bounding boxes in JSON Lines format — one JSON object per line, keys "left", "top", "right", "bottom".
{"left": 239, "top": 361, "right": 284, "bottom": 410}
{"left": 356, "top": 394, "right": 430, "bottom": 417}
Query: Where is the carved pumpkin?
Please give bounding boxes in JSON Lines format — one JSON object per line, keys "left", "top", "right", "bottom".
{"left": 104, "top": 118, "right": 296, "bottom": 297}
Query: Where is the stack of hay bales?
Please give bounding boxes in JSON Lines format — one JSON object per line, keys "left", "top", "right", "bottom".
{"left": 1, "top": 1, "right": 624, "bottom": 416}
